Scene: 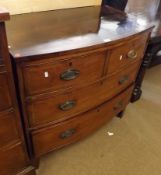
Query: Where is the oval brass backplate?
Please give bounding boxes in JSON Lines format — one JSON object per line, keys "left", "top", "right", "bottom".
{"left": 60, "top": 128, "right": 76, "bottom": 139}
{"left": 59, "top": 100, "right": 76, "bottom": 111}
{"left": 113, "top": 101, "right": 124, "bottom": 111}
{"left": 119, "top": 75, "right": 129, "bottom": 85}
{"left": 60, "top": 69, "right": 80, "bottom": 80}
{"left": 127, "top": 49, "right": 138, "bottom": 59}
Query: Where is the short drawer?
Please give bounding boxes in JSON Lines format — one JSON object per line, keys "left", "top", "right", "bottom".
{"left": 0, "top": 143, "right": 28, "bottom": 175}
{"left": 107, "top": 34, "right": 148, "bottom": 73}
{"left": 22, "top": 50, "right": 107, "bottom": 95}
{"left": 0, "top": 109, "right": 19, "bottom": 148}
{"left": 0, "top": 72, "right": 12, "bottom": 111}
{"left": 27, "top": 61, "right": 140, "bottom": 128}
{"left": 31, "top": 85, "right": 134, "bottom": 157}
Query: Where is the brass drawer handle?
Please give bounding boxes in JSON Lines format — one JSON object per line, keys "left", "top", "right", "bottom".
{"left": 113, "top": 101, "right": 124, "bottom": 111}
{"left": 59, "top": 100, "right": 76, "bottom": 111}
{"left": 60, "top": 128, "right": 76, "bottom": 139}
{"left": 127, "top": 49, "right": 138, "bottom": 59}
{"left": 119, "top": 75, "right": 129, "bottom": 85}
{"left": 60, "top": 69, "right": 80, "bottom": 81}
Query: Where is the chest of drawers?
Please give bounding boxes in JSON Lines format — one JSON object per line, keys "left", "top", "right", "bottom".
{"left": 12, "top": 31, "right": 151, "bottom": 159}
{"left": 2, "top": 5, "right": 153, "bottom": 174}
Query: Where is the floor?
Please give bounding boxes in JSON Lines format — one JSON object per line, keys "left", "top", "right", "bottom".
{"left": 37, "top": 65, "right": 161, "bottom": 175}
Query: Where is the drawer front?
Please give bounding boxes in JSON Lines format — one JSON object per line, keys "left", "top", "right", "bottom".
{"left": 31, "top": 85, "right": 134, "bottom": 157}
{"left": 0, "top": 72, "right": 12, "bottom": 111}
{"left": 0, "top": 110, "right": 19, "bottom": 148}
{"left": 107, "top": 35, "right": 148, "bottom": 73}
{"left": 27, "top": 61, "right": 140, "bottom": 128}
{"left": 0, "top": 58, "right": 3, "bottom": 65}
{"left": 0, "top": 143, "right": 28, "bottom": 175}
{"left": 23, "top": 51, "right": 107, "bottom": 95}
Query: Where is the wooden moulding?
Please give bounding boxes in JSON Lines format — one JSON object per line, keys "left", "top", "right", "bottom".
{"left": 17, "top": 166, "right": 36, "bottom": 175}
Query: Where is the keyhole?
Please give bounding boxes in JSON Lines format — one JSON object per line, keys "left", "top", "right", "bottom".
{"left": 69, "top": 62, "right": 73, "bottom": 67}
{"left": 97, "top": 109, "right": 100, "bottom": 112}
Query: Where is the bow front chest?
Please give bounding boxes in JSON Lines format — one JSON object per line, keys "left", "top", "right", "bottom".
{"left": 0, "top": 5, "right": 154, "bottom": 174}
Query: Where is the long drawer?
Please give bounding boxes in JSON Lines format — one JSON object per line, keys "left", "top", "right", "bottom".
{"left": 31, "top": 85, "right": 134, "bottom": 157}
{"left": 27, "top": 61, "right": 140, "bottom": 128}
{"left": 22, "top": 50, "right": 107, "bottom": 96}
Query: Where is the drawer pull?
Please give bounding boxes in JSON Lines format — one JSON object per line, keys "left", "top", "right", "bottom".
{"left": 60, "top": 69, "right": 80, "bottom": 80}
{"left": 59, "top": 100, "right": 76, "bottom": 111}
{"left": 119, "top": 75, "right": 129, "bottom": 85}
{"left": 127, "top": 50, "right": 138, "bottom": 59}
{"left": 60, "top": 128, "right": 76, "bottom": 139}
{"left": 113, "top": 101, "right": 123, "bottom": 111}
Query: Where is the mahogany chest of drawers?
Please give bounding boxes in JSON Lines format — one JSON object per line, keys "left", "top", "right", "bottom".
{"left": 14, "top": 32, "right": 150, "bottom": 158}
{"left": 0, "top": 5, "right": 153, "bottom": 175}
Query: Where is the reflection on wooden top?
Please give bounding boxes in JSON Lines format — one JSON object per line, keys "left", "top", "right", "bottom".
{"left": 126, "top": 0, "right": 161, "bottom": 38}
{"left": 6, "top": 5, "right": 153, "bottom": 60}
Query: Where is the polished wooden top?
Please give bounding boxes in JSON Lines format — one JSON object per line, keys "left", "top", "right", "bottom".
{"left": 126, "top": 0, "right": 161, "bottom": 38}
{"left": 6, "top": 6, "right": 153, "bottom": 60}
{"left": 0, "top": 8, "right": 10, "bottom": 22}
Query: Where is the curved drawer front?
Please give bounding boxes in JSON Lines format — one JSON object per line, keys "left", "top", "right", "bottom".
{"left": 27, "top": 61, "right": 140, "bottom": 128}
{"left": 23, "top": 51, "right": 107, "bottom": 96}
{"left": 107, "top": 34, "right": 148, "bottom": 73}
{"left": 0, "top": 72, "right": 12, "bottom": 111}
{"left": 0, "top": 110, "right": 19, "bottom": 148}
{"left": 31, "top": 85, "right": 134, "bottom": 157}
